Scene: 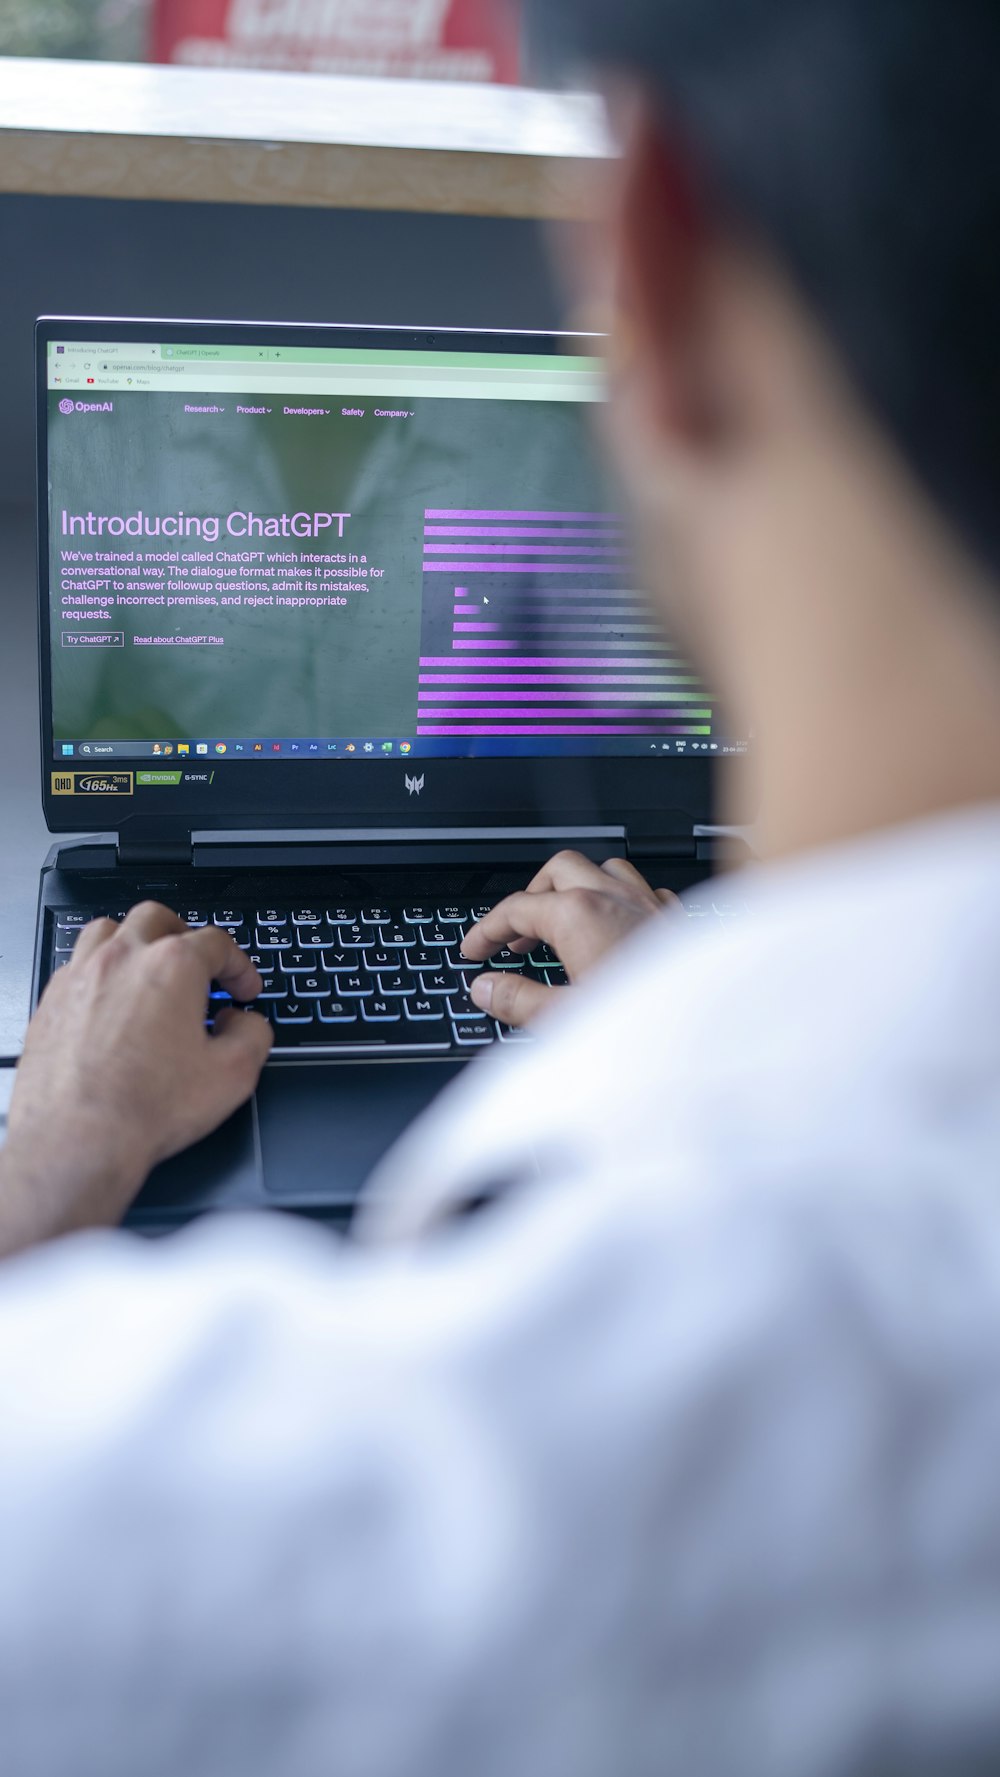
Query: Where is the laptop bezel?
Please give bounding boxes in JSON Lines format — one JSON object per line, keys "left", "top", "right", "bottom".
{"left": 36, "top": 315, "right": 745, "bottom": 839}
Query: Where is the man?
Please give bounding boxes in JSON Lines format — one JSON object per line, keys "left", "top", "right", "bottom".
{"left": 3, "top": 1, "right": 1000, "bottom": 1771}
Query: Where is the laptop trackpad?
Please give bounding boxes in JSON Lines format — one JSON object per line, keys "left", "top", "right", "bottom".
{"left": 256, "top": 1062, "right": 465, "bottom": 1206}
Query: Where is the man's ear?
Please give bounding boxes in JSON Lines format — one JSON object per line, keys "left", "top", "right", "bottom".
{"left": 611, "top": 102, "right": 718, "bottom": 449}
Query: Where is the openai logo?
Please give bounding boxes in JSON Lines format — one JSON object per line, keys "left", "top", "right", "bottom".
{"left": 58, "top": 398, "right": 74, "bottom": 416}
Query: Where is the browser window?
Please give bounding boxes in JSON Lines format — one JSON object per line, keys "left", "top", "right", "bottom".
{"left": 45, "top": 337, "right": 733, "bottom": 765}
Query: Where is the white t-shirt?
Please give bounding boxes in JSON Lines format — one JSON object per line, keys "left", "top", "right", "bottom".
{"left": 2, "top": 805, "right": 1000, "bottom": 1776}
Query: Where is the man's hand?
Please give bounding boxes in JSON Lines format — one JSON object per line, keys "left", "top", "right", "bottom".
{"left": 461, "top": 851, "right": 678, "bottom": 1028}
{"left": 0, "top": 904, "right": 272, "bottom": 1256}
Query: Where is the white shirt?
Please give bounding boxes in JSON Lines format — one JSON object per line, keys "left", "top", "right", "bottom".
{"left": 3, "top": 805, "right": 1000, "bottom": 1776}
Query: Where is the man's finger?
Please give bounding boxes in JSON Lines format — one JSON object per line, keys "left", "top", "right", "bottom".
{"left": 70, "top": 916, "right": 118, "bottom": 965}
{"left": 523, "top": 848, "right": 614, "bottom": 897}
{"left": 655, "top": 888, "right": 681, "bottom": 909}
{"left": 470, "top": 970, "right": 555, "bottom": 1028}
{"left": 600, "top": 855, "right": 659, "bottom": 896}
{"left": 211, "top": 1004, "right": 274, "bottom": 1073}
{"left": 183, "top": 926, "right": 263, "bottom": 1001}
{"left": 462, "top": 890, "right": 570, "bottom": 961}
{"left": 117, "top": 901, "right": 188, "bottom": 944}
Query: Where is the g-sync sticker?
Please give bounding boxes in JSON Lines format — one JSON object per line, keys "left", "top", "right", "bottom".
{"left": 51, "top": 771, "right": 134, "bottom": 795}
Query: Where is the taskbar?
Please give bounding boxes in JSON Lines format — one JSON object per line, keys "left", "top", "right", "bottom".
{"left": 55, "top": 735, "right": 746, "bottom": 762}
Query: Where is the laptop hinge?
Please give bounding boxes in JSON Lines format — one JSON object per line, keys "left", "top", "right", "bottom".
{"left": 116, "top": 834, "right": 194, "bottom": 867}
{"left": 625, "top": 833, "right": 700, "bottom": 863}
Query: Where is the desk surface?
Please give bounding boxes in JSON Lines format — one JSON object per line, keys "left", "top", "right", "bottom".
{"left": 0, "top": 57, "right": 611, "bottom": 219}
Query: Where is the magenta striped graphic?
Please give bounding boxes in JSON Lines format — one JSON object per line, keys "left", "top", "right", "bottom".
{"left": 418, "top": 506, "right": 712, "bottom": 738}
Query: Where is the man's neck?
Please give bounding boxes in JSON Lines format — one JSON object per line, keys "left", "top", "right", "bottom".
{"left": 717, "top": 435, "right": 1000, "bottom": 862}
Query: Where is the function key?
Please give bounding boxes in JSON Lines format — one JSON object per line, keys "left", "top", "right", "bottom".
{"left": 256, "top": 907, "right": 287, "bottom": 925}
{"left": 471, "top": 905, "right": 494, "bottom": 922}
{"left": 437, "top": 906, "right": 468, "bottom": 924}
{"left": 403, "top": 905, "right": 436, "bottom": 924}
{"left": 291, "top": 908, "right": 324, "bottom": 926}
{"left": 178, "top": 909, "right": 209, "bottom": 927}
{"left": 325, "top": 907, "right": 357, "bottom": 926}
{"left": 360, "top": 907, "right": 393, "bottom": 925}
{"left": 213, "top": 909, "right": 243, "bottom": 926}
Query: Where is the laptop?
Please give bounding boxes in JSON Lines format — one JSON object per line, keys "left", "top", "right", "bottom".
{"left": 32, "top": 316, "right": 750, "bottom": 1230}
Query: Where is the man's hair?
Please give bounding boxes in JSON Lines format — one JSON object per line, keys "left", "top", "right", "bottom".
{"left": 530, "top": 0, "right": 1000, "bottom": 581}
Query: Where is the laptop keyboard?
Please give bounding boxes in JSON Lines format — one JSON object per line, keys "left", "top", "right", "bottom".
{"left": 48, "top": 894, "right": 744, "bottom": 1056}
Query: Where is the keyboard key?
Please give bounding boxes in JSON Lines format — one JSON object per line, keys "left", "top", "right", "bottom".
{"left": 295, "top": 976, "right": 331, "bottom": 998}
{"left": 291, "top": 908, "right": 324, "bottom": 926}
{"left": 407, "top": 947, "right": 442, "bottom": 972}
{"left": 488, "top": 949, "right": 527, "bottom": 970}
{"left": 277, "top": 951, "right": 315, "bottom": 974}
{"left": 403, "top": 906, "right": 436, "bottom": 924}
{"left": 333, "top": 974, "right": 371, "bottom": 997}
{"left": 361, "top": 998, "right": 401, "bottom": 1023}
{"left": 404, "top": 998, "right": 447, "bottom": 1023}
{"left": 213, "top": 909, "right": 243, "bottom": 926}
{"left": 255, "top": 980, "right": 287, "bottom": 1001}
{"left": 528, "top": 943, "right": 560, "bottom": 967}
{"left": 316, "top": 1000, "right": 359, "bottom": 1024}
{"left": 360, "top": 907, "right": 393, "bottom": 925}
{"left": 380, "top": 926, "right": 415, "bottom": 949}
{"left": 54, "top": 910, "right": 93, "bottom": 929}
{"left": 256, "top": 925, "right": 293, "bottom": 949}
{"left": 377, "top": 973, "right": 415, "bottom": 997}
{"left": 447, "top": 994, "right": 481, "bottom": 1022}
{"left": 447, "top": 950, "right": 483, "bottom": 972}
{"left": 320, "top": 949, "right": 355, "bottom": 973}
{"left": 256, "top": 908, "right": 287, "bottom": 925}
{"left": 274, "top": 1000, "right": 315, "bottom": 1024}
{"left": 297, "top": 929, "right": 334, "bottom": 948}
{"left": 419, "top": 970, "right": 458, "bottom": 996}
{"left": 338, "top": 925, "right": 375, "bottom": 948}
{"left": 53, "top": 928, "right": 81, "bottom": 952}
{"left": 49, "top": 953, "right": 72, "bottom": 971}
{"left": 542, "top": 969, "right": 569, "bottom": 987}
{"left": 497, "top": 1022, "right": 533, "bottom": 1042}
{"left": 178, "top": 908, "right": 209, "bottom": 926}
{"left": 325, "top": 907, "right": 357, "bottom": 926}
{"left": 471, "top": 905, "right": 494, "bottom": 922}
{"left": 437, "top": 906, "right": 466, "bottom": 923}
{"left": 420, "top": 926, "right": 452, "bottom": 947}
{"left": 451, "top": 1018, "right": 493, "bottom": 1046}
{"left": 363, "top": 948, "right": 401, "bottom": 973}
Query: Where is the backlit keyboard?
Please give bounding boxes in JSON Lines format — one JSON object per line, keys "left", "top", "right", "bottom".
{"left": 47, "top": 894, "right": 744, "bottom": 1056}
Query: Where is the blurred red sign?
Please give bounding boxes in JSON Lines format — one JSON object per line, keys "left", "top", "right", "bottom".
{"left": 152, "top": 1, "right": 521, "bottom": 82}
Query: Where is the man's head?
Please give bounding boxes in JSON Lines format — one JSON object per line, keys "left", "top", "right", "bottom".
{"left": 529, "top": 0, "right": 1000, "bottom": 853}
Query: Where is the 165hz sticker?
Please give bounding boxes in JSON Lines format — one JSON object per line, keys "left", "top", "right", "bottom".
{"left": 51, "top": 771, "right": 134, "bottom": 796}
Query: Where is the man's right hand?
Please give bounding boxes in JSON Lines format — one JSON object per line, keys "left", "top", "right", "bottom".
{"left": 461, "top": 851, "right": 678, "bottom": 1028}
{"left": 0, "top": 904, "right": 272, "bottom": 1257}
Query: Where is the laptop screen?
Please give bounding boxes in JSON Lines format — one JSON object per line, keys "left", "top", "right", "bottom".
{"left": 42, "top": 327, "right": 742, "bottom": 771}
